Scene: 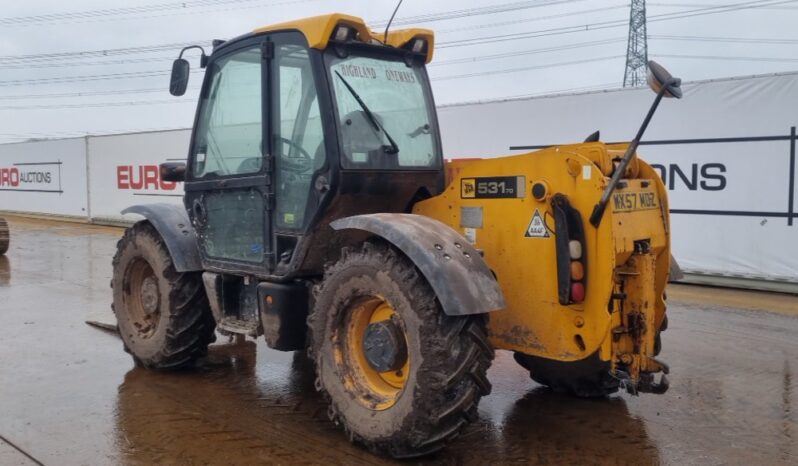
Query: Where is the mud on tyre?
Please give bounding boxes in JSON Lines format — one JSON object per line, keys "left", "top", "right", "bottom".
{"left": 308, "top": 241, "right": 493, "bottom": 458}
{"left": 112, "top": 221, "right": 215, "bottom": 369}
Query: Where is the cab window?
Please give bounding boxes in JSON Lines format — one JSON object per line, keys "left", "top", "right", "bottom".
{"left": 273, "top": 44, "right": 326, "bottom": 229}
{"left": 192, "top": 46, "right": 262, "bottom": 178}
{"left": 325, "top": 52, "right": 440, "bottom": 170}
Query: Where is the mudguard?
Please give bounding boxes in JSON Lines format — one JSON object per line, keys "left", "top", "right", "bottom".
{"left": 331, "top": 213, "right": 506, "bottom": 316}
{"left": 122, "top": 203, "right": 202, "bottom": 272}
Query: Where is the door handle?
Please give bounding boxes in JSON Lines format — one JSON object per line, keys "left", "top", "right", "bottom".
{"left": 315, "top": 175, "right": 330, "bottom": 194}
{"left": 193, "top": 199, "right": 207, "bottom": 225}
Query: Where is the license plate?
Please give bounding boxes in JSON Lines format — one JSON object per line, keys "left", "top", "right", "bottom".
{"left": 612, "top": 191, "right": 659, "bottom": 212}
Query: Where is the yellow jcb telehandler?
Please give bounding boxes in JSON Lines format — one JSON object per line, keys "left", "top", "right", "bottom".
{"left": 111, "top": 13, "right": 679, "bottom": 457}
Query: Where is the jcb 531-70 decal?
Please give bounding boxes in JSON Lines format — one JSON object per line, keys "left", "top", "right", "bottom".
{"left": 461, "top": 176, "right": 525, "bottom": 199}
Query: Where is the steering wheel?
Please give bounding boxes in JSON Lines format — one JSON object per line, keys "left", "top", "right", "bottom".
{"left": 278, "top": 137, "right": 313, "bottom": 173}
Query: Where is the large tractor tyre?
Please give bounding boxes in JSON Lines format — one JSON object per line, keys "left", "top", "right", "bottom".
{"left": 112, "top": 221, "right": 216, "bottom": 370}
{"left": 513, "top": 351, "right": 620, "bottom": 398}
{"left": 308, "top": 241, "right": 493, "bottom": 458}
{"left": 0, "top": 218, "right": 9, "bottom": 256}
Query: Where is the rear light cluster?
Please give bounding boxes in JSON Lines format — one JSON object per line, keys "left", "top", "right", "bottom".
{"left": 551, "top": 194, "right": 587, "bottom": 305}
{"left": 569, "top": 240, "right": 586, "bottom": 302}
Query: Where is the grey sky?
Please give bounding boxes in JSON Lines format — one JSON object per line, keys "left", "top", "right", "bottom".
{"left": 0, "top": 0, "right": 796, "bottom": 143}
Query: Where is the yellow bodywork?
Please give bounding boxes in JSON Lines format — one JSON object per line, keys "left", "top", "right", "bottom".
{"left": 254, "top": 13, "right": 434, "bottom": 63}
{"left": 250, "top": 12, "right": 670, "bottom": 387}
{"left": 413, "top": 143, "right": 671, "bottom": 380}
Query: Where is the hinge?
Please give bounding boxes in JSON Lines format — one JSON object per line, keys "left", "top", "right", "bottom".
{"left": 263, "top": 153, "right": 274, "bottom": 173}
{"left": 262, "top": 41, "right": 274, "bottom": 60}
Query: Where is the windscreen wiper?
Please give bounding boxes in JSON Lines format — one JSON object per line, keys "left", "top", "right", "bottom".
{"left": 334, "top": 71, "right": 399, "bottom": 155}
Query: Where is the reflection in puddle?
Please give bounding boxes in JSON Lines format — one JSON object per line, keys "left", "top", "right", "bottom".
{"left": 114, "top": 342, "right": 660, "bottom": 465}
{"left": 495, "top": 389, "right": 657, "bottom": 464}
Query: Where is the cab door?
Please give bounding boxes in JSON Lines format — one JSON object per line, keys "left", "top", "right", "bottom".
{"left": 185, "top": 40, "right": 272, "bottom": 273}
{"left": 270, "top": 33, "right": 330, "bottom": 268}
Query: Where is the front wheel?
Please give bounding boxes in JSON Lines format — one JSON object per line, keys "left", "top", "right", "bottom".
{"left": 111, "top": 221, "right": 215, "bottom": 369}
{"left": 308, "top": 241, "right": 493, "bottom": 458}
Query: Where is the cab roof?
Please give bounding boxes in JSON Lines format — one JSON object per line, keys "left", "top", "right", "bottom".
{"left": 253, "top": 13, "right": 435, "bottom": 63}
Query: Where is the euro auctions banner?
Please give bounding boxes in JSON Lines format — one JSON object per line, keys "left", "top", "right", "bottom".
{"left": 0, "top": 138, "right": 88, "bottom": 217}
{"left": 436, "top": 72, "right": 798, "bottom": 283}
{"left": 1, "top": 72, "right": 795, "bottom": 285}
{"left": 87, "top": 129, "right": 190, "bottom": 222}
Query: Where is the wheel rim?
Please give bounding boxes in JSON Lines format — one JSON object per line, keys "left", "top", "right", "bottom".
{"left": 125, "top": 258, "right": 161, "bottom": 339}
{"left": 336, "top": 296, "right": 410, "bottom": 411}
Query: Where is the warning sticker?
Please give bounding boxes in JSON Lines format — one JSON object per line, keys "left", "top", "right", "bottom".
{"left": 525, "top": 209, "right": 550, "bottom": 238}
{"left": 463, "top": 227, "right": 477, "bottom": 244}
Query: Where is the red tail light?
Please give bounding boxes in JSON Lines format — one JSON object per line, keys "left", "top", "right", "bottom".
{"left": 552, "top": 194, "right": 587, "bottom": 305}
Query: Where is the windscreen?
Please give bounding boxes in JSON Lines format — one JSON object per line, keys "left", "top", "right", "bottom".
{"left": 325, "top": 52, "right": 440, "bottom": 169}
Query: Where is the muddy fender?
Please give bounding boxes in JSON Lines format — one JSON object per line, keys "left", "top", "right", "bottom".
{"left": 330, "top": 213, "right": 505, "bottom": 316}
{"left": 122, "top": 203, "right": 202, "bottom": 272}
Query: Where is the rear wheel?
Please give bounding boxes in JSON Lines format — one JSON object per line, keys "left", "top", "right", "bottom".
{"left": 0, "top": 218, "right": 9, "bottom": 255}
{"left": 513, "top": 351, "right": 620, "bottom": 398}
{"left": 308, "top": 241, "right": 493, "bottom": 458}
{"left": 112, "top": 221, "right": 215, "bottom": 369}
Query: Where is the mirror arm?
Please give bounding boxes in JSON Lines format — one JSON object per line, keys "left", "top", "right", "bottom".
{"left": 178, "top": 45, "right": 208, "bottom": 68}
{"left": 589, "top": 79, "right": 677, "bottom": 228}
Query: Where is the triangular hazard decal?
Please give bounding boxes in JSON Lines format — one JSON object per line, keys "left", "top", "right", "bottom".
{"left": 525, "top": 209, "right": 550, "bottom": 238}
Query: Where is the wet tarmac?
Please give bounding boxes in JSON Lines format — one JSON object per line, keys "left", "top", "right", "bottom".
{"left": 0, "top": 215, "right": 796, "bottom": 465}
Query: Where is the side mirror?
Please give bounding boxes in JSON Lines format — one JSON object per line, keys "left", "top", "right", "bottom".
{"left": 169, "top": 58, "right": 190, "bottom": 96}
{"left": 160, "top": 162, "right": 186, "bottom": 182}
{"left": 647, "top": 60, "right": 682, "bottom": 99}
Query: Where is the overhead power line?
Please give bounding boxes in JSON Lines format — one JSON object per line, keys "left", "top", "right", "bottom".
{"left": 0, "top": 0, "right": 310, "bottom": 27}
{"left": 0, "top": 41, "right": 201, "bottom": 64}
{"left": 0, "top": 69, "right": 202, "bottom": 87}
{"left": 7, "top": 33, "right": 794, "bottom": 72}
{"left": 0, "top": 99, "right": 189, "bottom": 111}
{"left": 371, "top": 0, "right": 589, "bottom": 28}
{"left": 0, "top": 1, "right": 587, "bottom": 63}
{"left": 650, "top": 34, "right": 798, "bottom": 44}
{"left": 0, "top": 55, "right": 623, "bottom": 110}
{"left": 0, "top": 56, "right": 175, "bottom": 70}
{"left": 2, "top": 0, "right": 790, "bottom": 65}
{"left": 437, "top": 0, "right": 798, "bottom": 48}
{"left": 649, "top": 1, "right": 798, "bottom": 9}
{"left": 433, "top": 55, "right": 625, "bottom": 81}
{"left": 655, "top": 53, "right": 798, "bottom": 62}
{"left": 0, "top": 86, "right": 202, "bottom": 101}
{"left": 431, "top": 38, "right": 626, "bottom": 66}
{"left": 437, "top": 3, "right": 629, "bottom": 34}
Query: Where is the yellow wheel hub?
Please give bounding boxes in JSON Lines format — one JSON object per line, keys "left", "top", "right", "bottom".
{"left": 338, "top": 297, "right": 410, "bottom": 411}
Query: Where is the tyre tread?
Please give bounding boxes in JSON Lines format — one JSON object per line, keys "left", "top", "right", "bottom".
{"left": 308, "top": 240, "right": 493, "bottom": 458}
{"left": 112, "top": 221, "right": 215, "bottom": 370}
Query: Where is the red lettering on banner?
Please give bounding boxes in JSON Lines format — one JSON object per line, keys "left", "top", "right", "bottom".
{"left": 160, "top": 178, "right": 176, "bottom": 190}
{"left": 143, "top": 166, "right": 159, "bottom": 190}
{"left": 117, "top": 166, "right": 129, "bottom": 189}
{"left": 116, "top": 164, "right": 178, "bottom": 191}
{"left": 129, "top": 166, "right": 144, "bottom": 189}
{"left": 0, "top": 168, "right": 20, "bottom": 187}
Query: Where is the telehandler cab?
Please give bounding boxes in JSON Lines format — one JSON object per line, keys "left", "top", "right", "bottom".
{"left": 112, "top": 13, "right": 680, "bottom": 457}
